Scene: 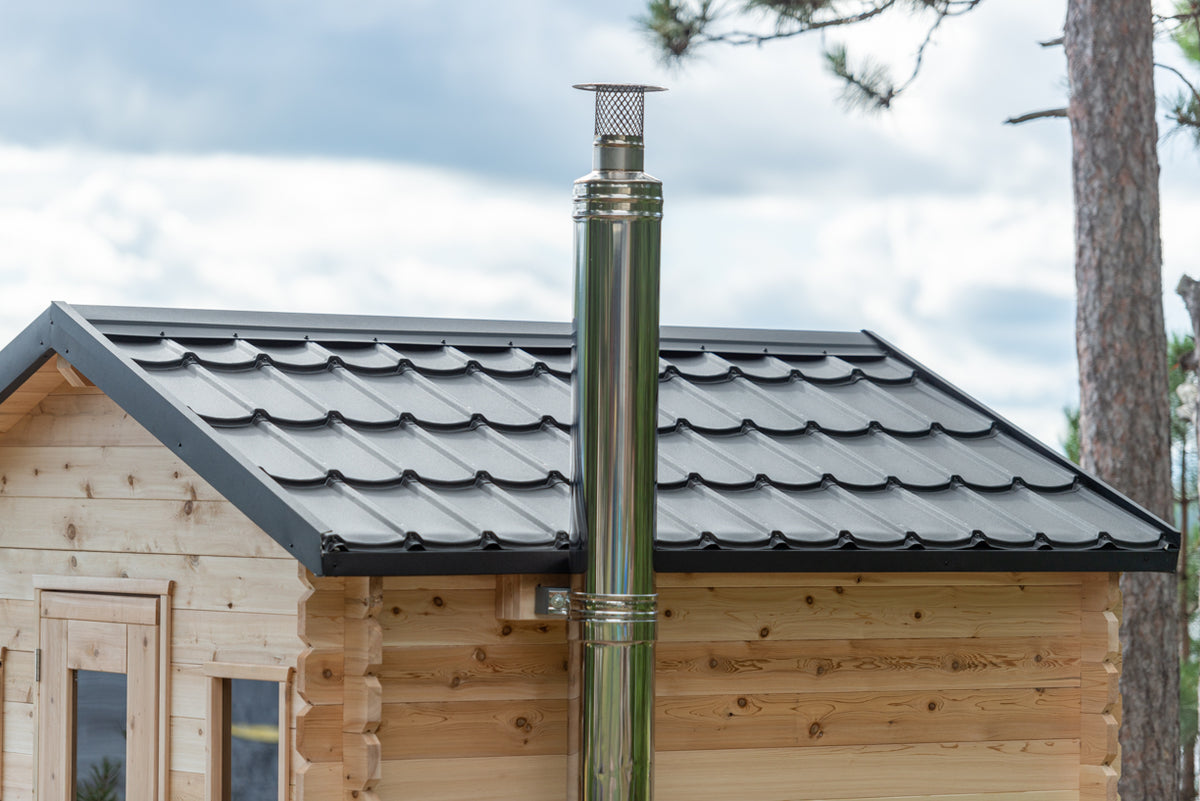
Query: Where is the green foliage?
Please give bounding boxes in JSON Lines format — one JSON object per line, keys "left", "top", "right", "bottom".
{"left": 77, "top": 757, "right": 122, "bottom": 801}
{"left": 1182, "top": 521, "right": 1200, "bottom": 742}
{"left": 1060, "top": 404, "right": 1080, "bottom": 465}
{"left": 1174, "top": 0, "right": 1200, "bottom": 64}
{"left": 824, "top": 43, "right": 896, "bottom": 111}
{"left": 745, "top": 0, "right": 829, "bottom": 27}
{"left": 1170, "top": 333, "right": 1195, "bottom": 437}
{"left": 1166, "top": 1, "right": 1200, "bottom": 145}
{"left": 640, "top": 0, "right": 716, "bottom": 58}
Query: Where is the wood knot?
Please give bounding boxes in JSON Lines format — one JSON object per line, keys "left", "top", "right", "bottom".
{"left": 473, "top": 648, "right": 486, "bottom": 662}
{"left": 709, "top": 658, "right": 719, "bottom": 669}
{"left": 758, "top": 627, "right": 770, "bottom": 638}
{"left": 391, "top": 607, "right": 401, "bottom": 616}
{"left": 805, "top": 595, "right": 814, "bottom": 606}
{"left": 815, "top": 665, "right": 825, "bottom": 675}
{"left": 450, "top": 676, "right": 462, "bottom": 688}
{"left": 183, "top": 500, "right": 194, "bottom": 516}
{"left": 663, "top": 609, "right": 672, "bottom": 618}
{"left": 127, "top": 474, "right": 135, "bottom": 488}
{"left": 66, "top": 523, "right": 77, "bottom": 541}
{"left": 927, "top": 701, "right": 937, "bottom": 711}
{"left": 808, "top": 722, "right": 822, "bottom": 737}
{"left": 322, "top": 669, "right": 333, "bottom": 679}
{"left": 1033, "top": 653, "right": 1043, "bottom": 663}
{"left": 501, "top": 625, "right": 513, "bottom": 636}
{"left": 515, "top": 717, "right": 529, "bottom": 729}
{"left": 432, "top": 596, "right": 444, "bottom": 607}
{"left": 912, "top": 610, "right": 922, "bottom": 620}
{"left": 834, "top": 586, "right": 844, "bottom": 594}
{"left": 736, "top": 697, "right": 748, "bottom": 708}
{"left": 950, "top": 660, "right": 961, "bottom": 671}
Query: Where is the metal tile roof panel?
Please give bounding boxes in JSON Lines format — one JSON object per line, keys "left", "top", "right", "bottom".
{"left": 23, "top": 304, "right": 1173, "bottom": 574}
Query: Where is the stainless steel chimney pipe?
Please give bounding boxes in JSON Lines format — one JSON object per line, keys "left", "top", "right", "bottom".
{"left": 568, "top": 83, "right": 664, "bottom": 801}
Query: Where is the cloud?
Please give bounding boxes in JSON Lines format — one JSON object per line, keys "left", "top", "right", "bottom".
{"left": 0, "top": 144, "right": 572, "bottom": 327}
{"left": 1, "top": 0, "right": 1198, "bottom": 458}
{"left": 0, "top": 139, "right": 1085, "bottom": 445}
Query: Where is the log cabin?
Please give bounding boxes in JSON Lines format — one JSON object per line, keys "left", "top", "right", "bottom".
{"left": 0, "top": 85, "right": 1179, "bottom": 801}
{"left": 0, "top": 301, "right": 1176, "bottom": 801}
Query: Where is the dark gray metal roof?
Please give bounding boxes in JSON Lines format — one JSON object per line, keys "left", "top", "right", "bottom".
{"left": 0, "top": 303, "right": 1178, "bottom": 575}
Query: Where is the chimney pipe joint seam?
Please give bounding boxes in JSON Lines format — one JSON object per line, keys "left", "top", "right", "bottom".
{"left": 573, "top": 182, "right": 662, "bottom": 221}
{"left": 569, "top": 591, "right": 658, "bottom": 644}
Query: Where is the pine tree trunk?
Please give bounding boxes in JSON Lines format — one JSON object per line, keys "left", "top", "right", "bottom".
{"left": 1183, "top": 438, "right": 1196, "bottom": 801}
{"left": 1066, "top": 0, "right": 1179, "bottom": 797}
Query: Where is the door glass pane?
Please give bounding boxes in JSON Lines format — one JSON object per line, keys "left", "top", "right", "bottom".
{"left": 230, "top": 679, "right": 279, "bottom": 800}
{"left": 75, "top": 669, "right": 127, "bottom": 801}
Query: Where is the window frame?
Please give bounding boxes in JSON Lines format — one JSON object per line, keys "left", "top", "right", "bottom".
{"left": 33, "top": 574, "right": 173, "bottom": 801}
{"left": 202, "top": 661, "right": 293, "bottom": 801}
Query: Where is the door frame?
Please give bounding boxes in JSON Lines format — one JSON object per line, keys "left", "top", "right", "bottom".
{"left": 34, "top": 575, "right": 173, "bottom": 801}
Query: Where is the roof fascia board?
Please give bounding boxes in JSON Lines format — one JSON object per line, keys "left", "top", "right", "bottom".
{"left": 863, "top": 329, "right": 1180, "bottom": 545}
{"left": 47, "top": 302, "right": 330, "bottom": 574}
{"left": 322, "top": 543, "right": 1174, "bottom": 575}
{"left": 323, "top": 549, "right": 579, "bottom": 576}
{"left": 0, "top": 307, "right": 57, "bottom": 405}
{"left": 654, "top": 546, "right": 1177, "bottom": 573}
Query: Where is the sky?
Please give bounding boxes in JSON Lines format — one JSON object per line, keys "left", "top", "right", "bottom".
{"left": 0, "top": 1, "right": 1197, "bottom": 448}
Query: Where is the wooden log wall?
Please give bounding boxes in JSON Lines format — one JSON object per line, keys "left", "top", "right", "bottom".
{"left": 0, "top": 370, "right": 307, "bottom": 800}
{"left": 1080, "top": 572, "right": 1122, "bottom": 801}
{"left": 301, "top": 570, "right": 1111, "bottom": 801}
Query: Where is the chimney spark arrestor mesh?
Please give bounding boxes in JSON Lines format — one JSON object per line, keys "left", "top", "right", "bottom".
{"left": 574, "top": 83, "right": 666, "bottom": 137}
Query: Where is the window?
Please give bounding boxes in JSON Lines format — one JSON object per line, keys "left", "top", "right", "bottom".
{"left": 35, "top": 575, "right": 172, "bottom": 801}
{"left": 203, "top": 662, "right": 293, "bottom": 801}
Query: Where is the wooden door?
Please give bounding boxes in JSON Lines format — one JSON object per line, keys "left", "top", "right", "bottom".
{"left": 38, "top": 591, "right": 160, "bottom": 801}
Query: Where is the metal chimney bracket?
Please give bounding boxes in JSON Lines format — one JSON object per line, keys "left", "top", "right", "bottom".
{"left": 495, "top": 575, "right": 571, "bottom": 620}
{"left": 535, "top": 585, "right": 571, "bottom": 617}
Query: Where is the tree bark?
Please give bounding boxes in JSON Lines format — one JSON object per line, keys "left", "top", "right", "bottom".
{"left": 1067, "top": 1, "right": 1179, "bottom": 798}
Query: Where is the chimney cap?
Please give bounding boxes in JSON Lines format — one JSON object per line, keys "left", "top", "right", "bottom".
{"left": 572, "top": 83, "right": 667, "bottom": 93}
{"left": 574, "top": 83, "right": 667, "bottom": 138}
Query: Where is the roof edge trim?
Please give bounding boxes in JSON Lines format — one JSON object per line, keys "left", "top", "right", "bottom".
{"left": 0, "top": 307, "right": 56, "bottom": 406}
{"left": 862, "top": 329, "right": 1180, "bottom": 546}
{"left": 45, "top": 302, "right": 331, "bottom": 574}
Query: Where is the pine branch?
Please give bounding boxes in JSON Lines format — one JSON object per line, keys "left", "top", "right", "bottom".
{"left": 1157, "top": 62, "right": 1200, "bottom": 105}
{"left": 1039, "top": 36, "right": 1064, "bottom": 47}
{"left": 698, "top": 1, "right": 897, "bottom": 47}
{"left": 641, "top": 0, "right": 987, "bottom": 110}
{"left": 1004, "top": 108, "right": 1068, "bottom": 125}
